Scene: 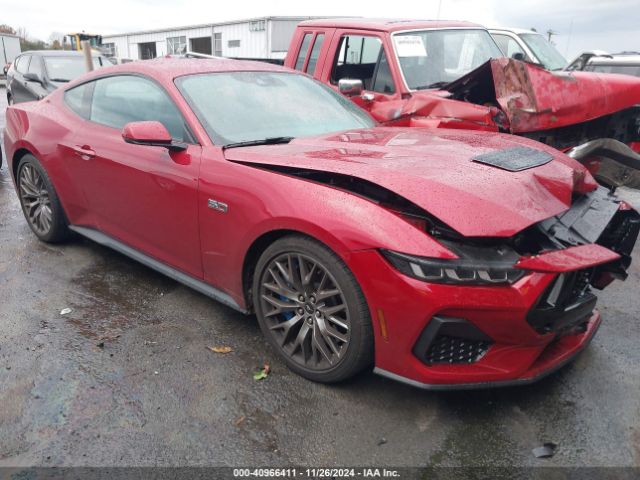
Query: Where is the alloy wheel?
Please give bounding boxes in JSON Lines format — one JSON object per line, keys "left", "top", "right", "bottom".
{"left": 19, "top": 163, "right": 53, "bottom": 235}
{"left": 259, "top": 252, "right": 351, "bottom": 370}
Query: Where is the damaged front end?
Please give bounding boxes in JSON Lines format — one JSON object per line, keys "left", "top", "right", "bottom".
{"left": 381, "top": 184, "right": 638, "bottom": 338}
{"left": 376, "top": 57, "right": 640, "bottom": 189}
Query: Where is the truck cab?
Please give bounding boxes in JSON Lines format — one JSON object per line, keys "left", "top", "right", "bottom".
{"left": 284, "top": 18, "right": 640, "bottom": 190}
{"left": 284, "top": 19, "right": 501, "bottom": 117}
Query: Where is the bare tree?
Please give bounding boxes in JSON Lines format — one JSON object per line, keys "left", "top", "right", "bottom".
{"left": 49, "top": 31, "right": 64, "bottom": 49}
{"left": 0, "top": 24, "right": 16, "bottom": 35}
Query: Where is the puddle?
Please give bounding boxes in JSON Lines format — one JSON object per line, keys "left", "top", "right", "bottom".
{"left": 65, "top": 244, "right": 178, "bottom": 340}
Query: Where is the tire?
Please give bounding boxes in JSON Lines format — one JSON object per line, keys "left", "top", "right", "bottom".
{"left": 16, "top": 154, "right": 71, "bottom": 243}
{"left": 253, "top": 235, "right": 374, "bottom": 383}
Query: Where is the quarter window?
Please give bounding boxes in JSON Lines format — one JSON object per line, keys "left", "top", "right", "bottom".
{"left": 64, "top": 83, "right": 91, "bottom": 119}
{"left": 294, "top": 34, "right": 312, "bottom": 71}
{"left": 305, "top": 34, "right": 325, "bottom": 75}
{"left": 90, "top": 75, "right": 186, "bottom": 140}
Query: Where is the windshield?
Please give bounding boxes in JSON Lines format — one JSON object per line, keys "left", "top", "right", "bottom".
{"left": 520, "top": 33, "right": 567, "bottom": 70}
{"left": 177, "top": 72, "right": 375, "bottom": 145}
{"left": 44, "top": 56, "right": 109, "bottom": 82}
{"left": 393, "top": 29, "right": 503, "bottom": 90}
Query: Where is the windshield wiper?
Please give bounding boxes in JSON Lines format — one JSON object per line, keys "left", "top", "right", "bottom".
{"left": 223, "top": 136, "right": 294, "bottom": 150}
{"left": 415, "top": 81, "right": 450, "bottom": 90}
{"left": 49, "top": 78, "right": 70, "bottom": 82}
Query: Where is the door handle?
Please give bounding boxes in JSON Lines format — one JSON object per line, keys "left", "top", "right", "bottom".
{"left": 72, "top": 145, "right": 96, "bottom": 159}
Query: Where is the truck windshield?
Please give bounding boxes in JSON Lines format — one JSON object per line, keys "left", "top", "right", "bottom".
{"left": 393, "top": 29, "right": 503, "bottom": 90}
{"left": 519, "top": 33, "right": 567, "bottom": 71}
{"left": 177, "top": 71, "right": 376, "bottom": 145}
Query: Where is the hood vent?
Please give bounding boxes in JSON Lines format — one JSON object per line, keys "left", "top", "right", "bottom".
{"left": 472, "top": 146, "right": 553, "bottom": 172}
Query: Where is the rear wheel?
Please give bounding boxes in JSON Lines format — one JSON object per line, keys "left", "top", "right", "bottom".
{"left": 253, "top": 235, "right": 373, "bottom": 383}
{"left": 17, "top": 155, "right": 70, "bottom": 243}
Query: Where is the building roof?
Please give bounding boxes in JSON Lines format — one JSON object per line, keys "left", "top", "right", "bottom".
{"left": 298, "top": 18, "right": 483, "bottom": 32}
{"left": 65, "top": 57, "right": 289, "bottom": 89}
{"left": 102, "top": 16, "right": 330, "bottom": 39}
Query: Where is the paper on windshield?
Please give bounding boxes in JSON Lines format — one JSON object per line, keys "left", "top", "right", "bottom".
{"left": 394, "top": 36, "right": 428, "bottom": 57}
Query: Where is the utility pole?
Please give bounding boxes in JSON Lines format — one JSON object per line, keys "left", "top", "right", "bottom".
{"left": 546, "top": 29, "right": 559, "bottom": 44}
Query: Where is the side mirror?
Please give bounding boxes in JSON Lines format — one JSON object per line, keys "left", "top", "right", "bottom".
{"left": 511, "top": 52, "right": 526, "bottom": 61}
{"left": 24, "top": 72, "right": 42, "bottom": 84}
{"left": 122, "top": 121, "right": 186, "bottom": 152}
{"left": 338, "top": 78, "right": 364, "bottom": 97}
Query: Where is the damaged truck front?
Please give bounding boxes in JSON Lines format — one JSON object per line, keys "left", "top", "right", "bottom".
{"left": 284, "top": 18, "right": 640, "bottom": 189}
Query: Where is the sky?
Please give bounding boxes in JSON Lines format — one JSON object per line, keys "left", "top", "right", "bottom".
{"left": 1, "top": 0, "right": 638, "bottom": 60}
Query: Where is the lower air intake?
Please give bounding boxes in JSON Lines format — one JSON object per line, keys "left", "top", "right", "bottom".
{"left": 424, "top": 335, "right": 492, "bottom": 365}
{"left": 413, "top": 316, "right": 493, "bottom": 366}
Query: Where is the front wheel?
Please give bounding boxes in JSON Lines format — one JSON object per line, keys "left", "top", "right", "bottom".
{"left": 17, "top": 154, "right": 71, "bottom": 243}
{"left": 253, "top": 235, "right": 374, "bottom": 383}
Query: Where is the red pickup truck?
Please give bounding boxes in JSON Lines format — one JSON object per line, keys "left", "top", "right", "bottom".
{"left": 283, "top": 18, "right": 640, "bottom": 189}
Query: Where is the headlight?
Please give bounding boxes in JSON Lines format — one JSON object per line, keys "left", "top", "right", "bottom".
{"left": 381, "top": 249, "right": 526, "bottom": 285}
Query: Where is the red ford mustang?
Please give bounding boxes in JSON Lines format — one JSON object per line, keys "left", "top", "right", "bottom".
{"left": 3, "top": 58, "right": 639, "bottom": 389}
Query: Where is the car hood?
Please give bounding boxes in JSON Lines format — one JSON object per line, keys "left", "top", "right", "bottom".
{"left": 368, "top": 58, "right": 640, "bottom": 134}
{"left": 224, "top": 127, "right": 597, "bottom": 237}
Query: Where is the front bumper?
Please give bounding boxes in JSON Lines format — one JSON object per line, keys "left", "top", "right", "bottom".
{"left": 374, "top": 312, "right": 601, "bottom": 390}
{"left": 348, "top": 238, "right": 629, "bottom": 389}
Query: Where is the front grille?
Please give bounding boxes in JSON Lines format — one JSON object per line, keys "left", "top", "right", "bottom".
{"left": 424, "top": 335, "right": 492, "bottom": 365}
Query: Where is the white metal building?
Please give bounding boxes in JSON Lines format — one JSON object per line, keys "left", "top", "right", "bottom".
{"left": 1, "top": 34, "right": 21, "bottom": 66}
{"left": 101, "top": 16, "right": 326, "bottom": 61}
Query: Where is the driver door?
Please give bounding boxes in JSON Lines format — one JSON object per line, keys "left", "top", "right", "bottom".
{"left": 70, "top": 75, "right": 203, "bottom": 278}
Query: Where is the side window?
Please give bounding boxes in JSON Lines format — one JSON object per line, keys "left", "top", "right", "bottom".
{"left": 16, "top": 55, "right": 30, "bottom": 74}
{"left": 492, "top": 34, "right": 526, "bottom": 59}
{"left": 331, "top": 35, "right": 395, "bottom": 94}
{"left": 305, "top": 34, "right": 325, "bottom": 75}
{"left": 294, "top": 34, "right": 312, "bottom": 71}
{"left": 64, "top": 83, "right": 91, "bottom": 119}
{"left": 90, "top": 76, "right": 186, "bottom": 141}
{"left": 28, "top": 56, "right": 44, "bottom": 78}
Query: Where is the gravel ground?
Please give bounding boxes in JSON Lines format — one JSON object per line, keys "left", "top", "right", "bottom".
{"left": 1, "top": 90, "right": 639, "bottom": 469}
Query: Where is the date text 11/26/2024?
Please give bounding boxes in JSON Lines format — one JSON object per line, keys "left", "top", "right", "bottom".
{"left": 233, "top": 468, "right": 400, "bottom": 477}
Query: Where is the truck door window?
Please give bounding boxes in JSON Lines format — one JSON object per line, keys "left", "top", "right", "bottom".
{"left": 492, "top": 34, "right": 526, "bottom": 59}
{"left": 305, "top": 34, "right": 325, "bottom": 75}
{"left": 331, "top": 35, "right": 395, "bottom": 94}
{"left": 294, "top": 34, "right": 312, "bottom": 70}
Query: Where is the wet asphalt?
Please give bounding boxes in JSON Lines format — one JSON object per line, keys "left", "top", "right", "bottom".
{"left": 0, "top": 91, "right": 639, "bottom": 468}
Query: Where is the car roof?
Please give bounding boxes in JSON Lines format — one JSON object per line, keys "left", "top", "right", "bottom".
{"left": 489, "top": 27, "right": 541, "bottom": 35}
{"left": 19, "top": 50, "right": 105, "bottom": 57}
{"left": 65, "top": 57, "right": 292, "bottom": 88}
{"left": 588, "top": 53, "right": 640, "bottom": 65}
{"left": 298, "top": 17, "right": 483, "bottom": 32}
